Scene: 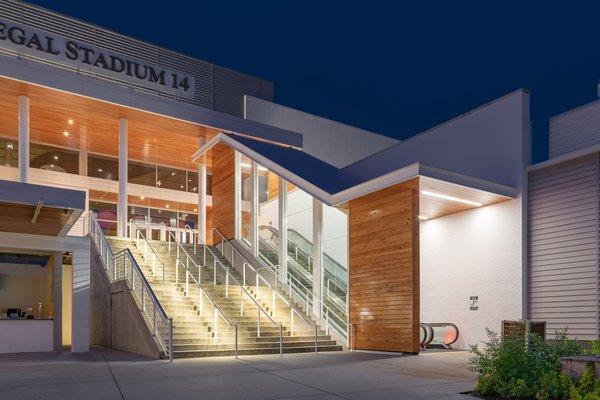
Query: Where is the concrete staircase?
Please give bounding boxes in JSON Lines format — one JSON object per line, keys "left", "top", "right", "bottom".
{"left": 107, "top": 237, "right": 342, "bottom": 358}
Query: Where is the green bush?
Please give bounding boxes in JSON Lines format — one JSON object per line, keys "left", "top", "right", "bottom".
{"left": 469, "top": 325, "right": 583, "bottom": 399}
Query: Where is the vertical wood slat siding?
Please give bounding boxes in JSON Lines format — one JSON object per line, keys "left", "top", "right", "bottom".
{"left": 349, "top": 180, "right": 420, "bottom": 353}
{"left": 0, "top": 0, "right": 273, "bottom": 116}
{"left": 528, "top": 154, "right": 600, "bottom": 339}
{"left": 211, "top": 145, "right": 236, "bottom": 240}
{"left": 550, "top": 101, "right": 600, "bottom": 158}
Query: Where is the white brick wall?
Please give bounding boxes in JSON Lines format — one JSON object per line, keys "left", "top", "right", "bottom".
{"left": 420, "top": 198, "right": 523, "bottom": 349}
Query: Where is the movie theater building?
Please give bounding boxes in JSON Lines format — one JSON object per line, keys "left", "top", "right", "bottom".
{"left": 0, "top": 0, "right": 535, "bottom": 357}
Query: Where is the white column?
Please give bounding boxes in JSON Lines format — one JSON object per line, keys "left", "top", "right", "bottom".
{"left": 71, "top": 245, "right": 90, "bottom": 353}
{"left": 278, "top": 178, "right": 288, "bottom": 284}
{"left": 250, "top": 161, "right": 259, "bottom": 256}
{"left": 198, "top": 163, "right": 207, "bottom": 243}
{"left": 52, "top": 252, "right": 62, "bottom": 351}
{"left": 234, "top": 151, "right": 241, "bottom": 240}
{"left": 78, "top": 150, "right": 88, "bottom": 176}
{"left": 197, "top": 137, "right": 207, "bottom": 244}
{"left": 117, "top": 118, "right": 128, "bottom": 237}
{"left": 312, "top": 198, "right": 323, "bottom": 317}
{"left": 18, "top": 95, "right": 29, "bottom": 183}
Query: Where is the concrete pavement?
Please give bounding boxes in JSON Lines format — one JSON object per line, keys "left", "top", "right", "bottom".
{"left": 0, "top": 348, "right": 475, "bottom": 399}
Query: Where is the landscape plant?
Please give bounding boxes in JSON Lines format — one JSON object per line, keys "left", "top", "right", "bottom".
{"left": 469, "top": 324, "right": 600, "bottom": 399}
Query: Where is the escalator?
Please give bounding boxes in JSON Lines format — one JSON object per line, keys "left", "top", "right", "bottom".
{"left": 260, "top": 226, "right": 348, "bottom": 304}
{"left": 246, "top": 225, "right": 349, "bottom": 339}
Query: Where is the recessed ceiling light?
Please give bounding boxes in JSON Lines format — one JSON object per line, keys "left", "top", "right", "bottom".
{"left": 194, "top": 208, "right": 198, "bottom": 212}
{"left": 180, "top": 185, "right": 184, "bottom": 189}
{"left": 53, "top": 155, "right": 59, "bottom": 160}
{"left": 165, "top": 204, "right": 170, "bottom": 209}
{"left": 421, "top": 190, "right": 482, "bottom": 207}
{"left": 63, "top": 131, "right": 69, "bottom": 136}
{"left": 98, "top": 168, "right": 103, "bottom": 172}
{"left": 158, "top": 210, "right": 162, "bottom": 213}
{"left": 67, "top": 119, "right": 74, "bottom": 125}
{"left": 171, "top": 172, "right": 176, "bottom": 176}
{"left": 140, "top": 196, "right": 145, "bottom": 200}
{"left": 50, "top": 164, "right": 55, "bottom": 168}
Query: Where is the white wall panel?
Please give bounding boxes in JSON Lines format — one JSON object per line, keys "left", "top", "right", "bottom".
{"left": 421, "top": 198, "right": 523, "bottom": 350}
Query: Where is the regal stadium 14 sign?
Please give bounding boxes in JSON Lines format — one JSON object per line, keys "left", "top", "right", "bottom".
{"left": 0, "top": 18, "right": 195, "bottom": 97}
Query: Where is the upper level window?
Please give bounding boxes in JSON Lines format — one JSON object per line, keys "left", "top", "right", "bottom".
{"left": 0, "top": 138, "right": 17, "bottom": 168}
{"left": 88, "top": 154, "right": 119, "bottom": 181}
{"left": 29, "top": 143, "right": 79, "bottom": 174}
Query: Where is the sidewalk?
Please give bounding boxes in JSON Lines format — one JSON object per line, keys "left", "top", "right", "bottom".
{"left": 0, "top": 348, "right": 475, "bottom": 400}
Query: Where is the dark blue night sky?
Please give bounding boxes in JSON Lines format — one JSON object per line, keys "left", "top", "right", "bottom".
{"left": 28, "top": 1, "right": 600, "bottom": 163}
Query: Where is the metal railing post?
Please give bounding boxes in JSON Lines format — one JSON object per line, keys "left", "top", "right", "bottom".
{"left": 257, "top": 306, "right": 261, "bottom": 337}
{"left": 169, "top": 318, "right": 174, "bottom": 363}
{"left": 235, "top": 325, "right": 239, "bottom": 359}
{"left": 213, "top": 308, "right": 218, "bottom": 339}
{"left": 315, "top": 324, "right": 318, "bottom": 355}
{"left": 225, "top": 272, "right": 229, "bottom": 298}
{"left": 280, "top": 324, "right": 283, "bottom": 357}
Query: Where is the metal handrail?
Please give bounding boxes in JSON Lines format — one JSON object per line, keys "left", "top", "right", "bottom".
{"left": 213, "top": 227, "right": 320, "bottom": 354}
{"left": 279, "top": 265, "right": 348, "bottom": 340}
{"left": 254, "top": 224, "right": 347, "bottom": 294}
{"left": 128, "top": 219, "right": 166, "bottom": 282}
{"left": 163, "top": 227, "right": 281, "bottom": 354}
{"left": 85, "top": 213, "right": 173, "bottom": 361}
{"left": 249, "top": 228, "right": 347, "bottom": 339}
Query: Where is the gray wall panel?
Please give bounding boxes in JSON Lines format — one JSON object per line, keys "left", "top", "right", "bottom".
{"left": 550, "top": 100, "right": 600, "bottom": 158}
{"left": 528, "top": 154, "right": 599, "bottom": 339}
{"left": 0, "top": 0, "right": 272, "bottom": 116}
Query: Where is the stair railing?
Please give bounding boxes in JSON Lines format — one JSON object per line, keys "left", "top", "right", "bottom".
{"left": 164, "top": 228, "right": 282, "bottom": 356}
{"left": 245, "top": 224, "right": 348, "bottom": 340}
{"left": 213, "top": 227, "right": 319, "bottom": 354}
{"left": 85, "top": 213, "right": 173, "bottom": 361}
{"left": 284, "top": 270, "right": 348, "bottom": 340}
{"left": 128, "top": 219, "right": 166, "bottom": 283}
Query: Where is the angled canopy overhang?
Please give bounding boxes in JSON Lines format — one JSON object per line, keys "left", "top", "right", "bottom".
{"left": 0, "top": 180, "right": 86, "bottom": 236}
{"left": 192, "top": 133, "right": 517, "bottom": 216}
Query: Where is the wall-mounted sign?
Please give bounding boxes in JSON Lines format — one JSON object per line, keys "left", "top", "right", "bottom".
{"left": 469, "top": 295, "right": 478, "bottom": 311}
{"left": 0, "top": 18, "right": 195, "bottom": 98}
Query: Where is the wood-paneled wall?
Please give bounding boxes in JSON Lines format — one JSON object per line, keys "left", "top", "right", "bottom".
{"left": 349, "top": 179, "right": 420, "bottom": 353}
{"left": 211, "top": 144, "right": 236, "bottom": 240}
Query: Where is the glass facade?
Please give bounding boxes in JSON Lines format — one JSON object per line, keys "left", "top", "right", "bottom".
{"left": 238, "top": 154, "right": 253, "bottom": 244}
{"left": 0, "top": 137, "right": 18, "bottom": 167}
{"left": 232, "top": 150, "right": 348, "bottom": 337}
{"left": 257, "top": 166, "right": 279, "bottom": 268}
{"left": 89, "top": 201, "right": 118, "bottom": 236}
{"left": 88, "top": 154, "right": 119, "bottom": 181}
{"left": 29, "top": 143, "right": 79, "bottom": 174}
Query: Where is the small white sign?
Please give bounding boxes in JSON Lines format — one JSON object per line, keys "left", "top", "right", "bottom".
{"left": 470, "top": 296, "right": 478, "bottom": 311}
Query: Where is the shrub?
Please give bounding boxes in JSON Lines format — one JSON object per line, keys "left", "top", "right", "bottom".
{"left": 469, "top": 324, "right": 583, "bottom": 399}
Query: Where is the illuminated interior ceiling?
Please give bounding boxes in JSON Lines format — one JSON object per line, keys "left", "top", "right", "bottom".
{"left": 418, "top": 176, "right": 511, "bottom": 220}
{"left": 0, "top": 76, "right": 218, "bottom": 171}
{"left": 0, "top": 180, "right": 85, "bottom": 236}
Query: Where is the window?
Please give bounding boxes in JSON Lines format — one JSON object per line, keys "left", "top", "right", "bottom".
{"left": 156, "top": 165, "right": 186, "bottom": 191}
{"left": 238, "top": 154, "right": 253, "bottom": 245}
{"left": 29, "top": 143, "right": 79, "bottom": 174}
{"left": 128, "top": 161, "right": 155, "bottom": 186}
{"left": 88, "top": 154, "right": 119, "bottom": 181}
{"left": 0, "top": 138, "right": 17, "bottom": 167}
{"left": 89, "top": 201, "right": 117, "bottom": 236}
